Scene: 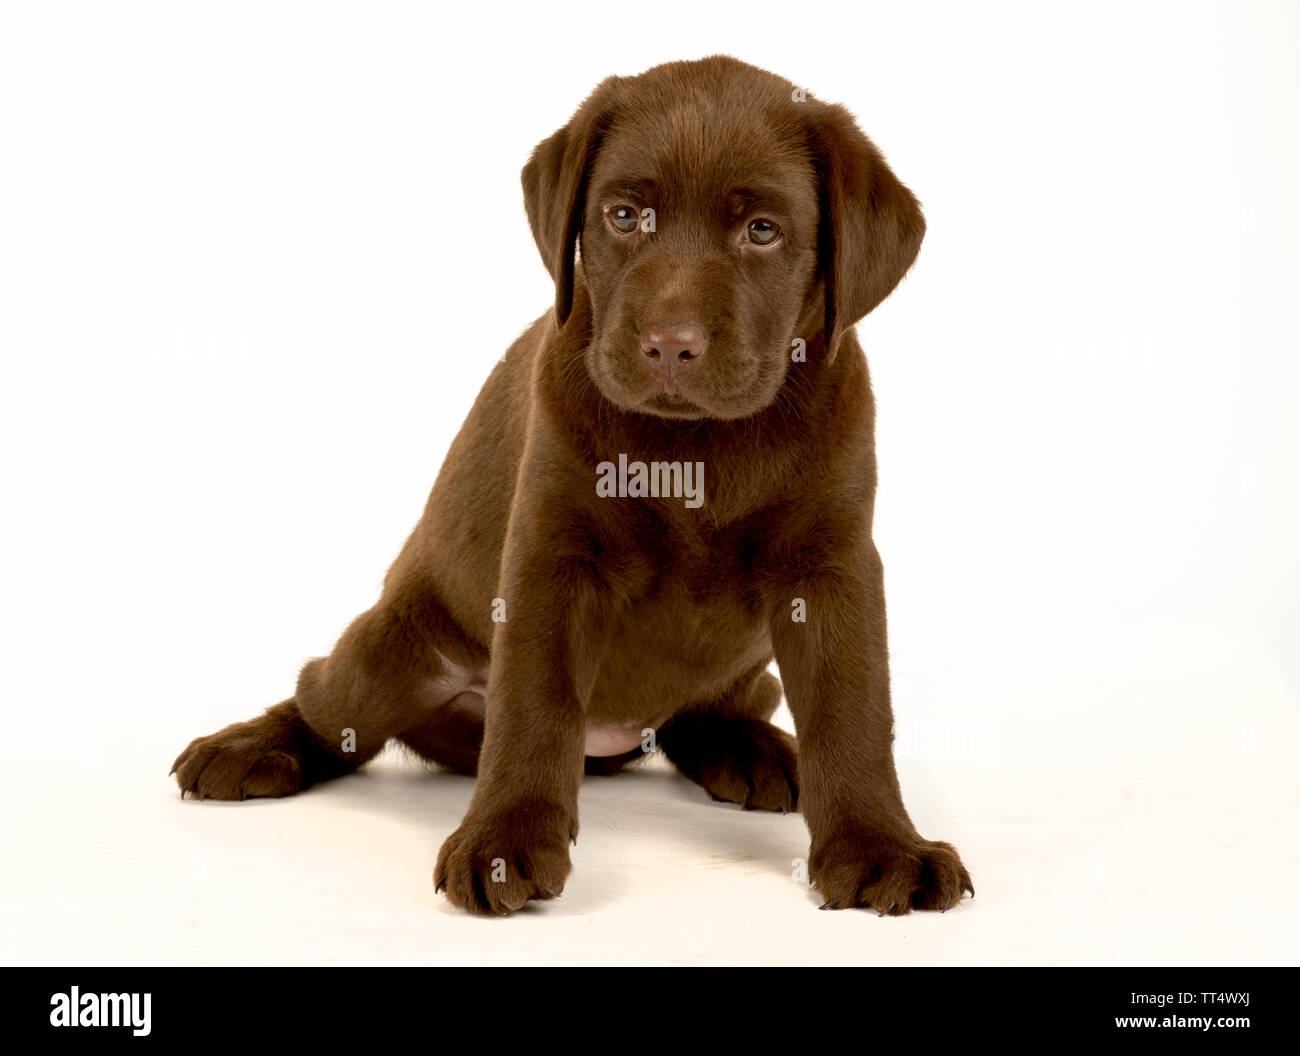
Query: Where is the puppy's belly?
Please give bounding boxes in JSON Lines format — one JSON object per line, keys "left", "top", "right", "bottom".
{"left": 425, "top": 657, "right": 663, "bottom": 758}
{"left": 582, "top": 720, "right": 663, "bottom": 757}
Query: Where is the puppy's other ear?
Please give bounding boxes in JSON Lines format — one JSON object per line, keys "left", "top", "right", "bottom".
{"left": 807, "top": 102, "right": 926, "bottom": 361}
{"left": 522, "top": 79, "right": 619, "bottom": 327}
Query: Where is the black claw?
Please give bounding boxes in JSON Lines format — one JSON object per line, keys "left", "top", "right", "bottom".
{"left": 434, "top": 881, "right": 445, "bottom": 894}
{"left": 542, "top": 886, "right": 561, "bottom": 898}
{"left": 818, "top": 900, "right": 838, "bottom": 910}
{"left": 878, "top": 902, "right": 896, "bottom": 918}
{"left": 941, "top": 895, "right": 953, "bottom": 913}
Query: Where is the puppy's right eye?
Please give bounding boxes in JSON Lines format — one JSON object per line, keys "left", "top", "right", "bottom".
{"left": 607, "top": 205, "right": 640, "bottom": 235}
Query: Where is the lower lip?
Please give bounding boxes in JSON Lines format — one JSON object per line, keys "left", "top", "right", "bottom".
{"left": 646, "top": 392, "right": 699, "bottom": 412}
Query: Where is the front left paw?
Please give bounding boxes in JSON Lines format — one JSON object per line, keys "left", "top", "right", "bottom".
{"left": 434, "top": 798, "right": 576, "bottom": 915}
{"left": 810, "top": 826, "right": 973, "bottom": 915}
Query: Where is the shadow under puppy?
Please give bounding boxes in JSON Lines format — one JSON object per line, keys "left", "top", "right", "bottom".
{"left": 173, "top": 55, "right": 973, "bottom": 916}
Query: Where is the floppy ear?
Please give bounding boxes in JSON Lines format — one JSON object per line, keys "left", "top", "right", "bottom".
{"left": 808, "top": 102, "right": 926, "bottom": 361}
{"left": 521, "top": 80, "right": 619, "bottom": 327}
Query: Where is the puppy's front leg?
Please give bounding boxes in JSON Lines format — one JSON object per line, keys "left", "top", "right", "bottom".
{"left": 434, "top": 490, "right": 594, "bottom": 915}
{"left": 771, "top": 540, "right": 973, "bottom": 915}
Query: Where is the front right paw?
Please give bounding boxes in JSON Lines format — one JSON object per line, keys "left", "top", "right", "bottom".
{"left": 434, "top": 798, "right": 576, "bottom": 915}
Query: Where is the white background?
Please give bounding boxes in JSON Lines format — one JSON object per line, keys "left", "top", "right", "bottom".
{"left": 1, "top": 0, "right": 1297, "bottom": 966}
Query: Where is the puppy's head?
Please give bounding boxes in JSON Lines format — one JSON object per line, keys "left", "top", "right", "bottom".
{"left": 523, "top": 56, "right": 925, "bottom": 421}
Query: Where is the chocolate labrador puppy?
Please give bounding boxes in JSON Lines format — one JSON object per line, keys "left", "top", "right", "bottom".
{"left": 173, "top": 55, "right": 973, "bottom": 915}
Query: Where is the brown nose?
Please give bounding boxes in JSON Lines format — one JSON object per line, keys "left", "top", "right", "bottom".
{"left": 639, "top": 323, "right": 706, "bottom": 388}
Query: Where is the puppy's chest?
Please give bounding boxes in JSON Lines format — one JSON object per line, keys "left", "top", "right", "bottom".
{"left": 582, "top": 535, "right": 769, "bottom": 718}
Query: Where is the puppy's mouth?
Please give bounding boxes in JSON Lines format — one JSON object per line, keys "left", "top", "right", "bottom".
{"left": 641, "top": 391, "right": 706, "bottom": 418}
{"left": 586, "top": 338, "right": 783, "bottom": 422}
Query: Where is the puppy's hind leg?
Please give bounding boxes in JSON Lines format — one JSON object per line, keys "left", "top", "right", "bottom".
{"left": 658, "top": 663, "right": 799, "bottom": 813}
{"left": 396, "top": 691, "right": 487, "bottom": 777}
{"left": 171, "top": 696, "right": 356, "bottom": 800}
{"left": 172, "top": 586, "right": 487, "bottom": 800}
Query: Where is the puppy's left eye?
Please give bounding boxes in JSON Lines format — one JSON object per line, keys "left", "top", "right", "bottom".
{"left": 745, "top": 219, "right": 781, "bottom": 246}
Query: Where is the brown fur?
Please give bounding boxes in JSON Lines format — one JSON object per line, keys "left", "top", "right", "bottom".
{"left": 172, "top": 55, "right": 972, "bottom": 915}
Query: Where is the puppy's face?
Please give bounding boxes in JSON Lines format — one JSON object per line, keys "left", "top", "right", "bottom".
{"left": 579, "top": 113, "right": 820, "bottom": 420}
{"left": 523, "top": 57, "right": 927, "bottom": 422}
